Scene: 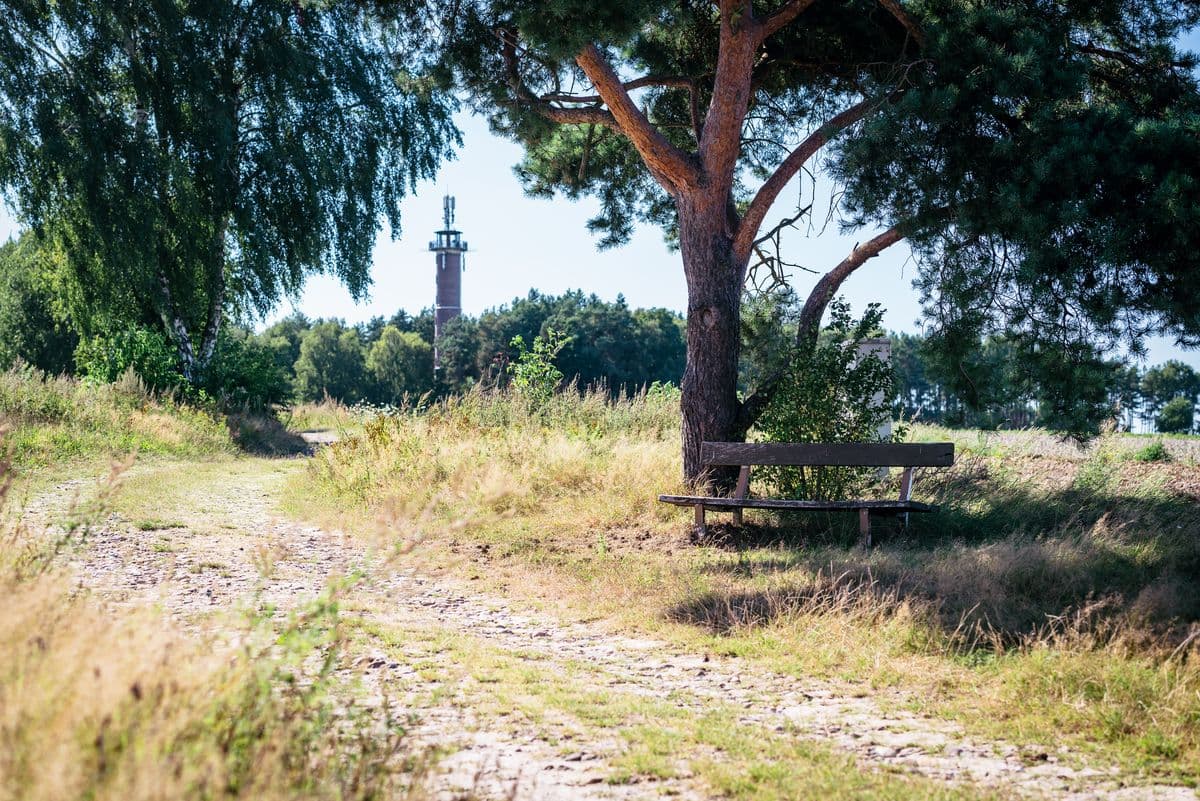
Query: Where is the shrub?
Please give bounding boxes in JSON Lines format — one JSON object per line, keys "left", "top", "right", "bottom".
{"left": 203, "top": 329, "right": 291, "bottom": 409}
{"left": 507, "top": 328, "right": 569, "bottom": 410}
{"left": 756, "top": 300, "right": 900, "bottom": 500}
{"left": 74, "top": 328, "right": 183, "bottom": 391}
{"left": 1132, "top": 440, "right": 1172, "bottom": 463}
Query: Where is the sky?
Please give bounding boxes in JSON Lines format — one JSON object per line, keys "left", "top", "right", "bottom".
{"left": 284, "top": 107, "right": 1196, "bottom": 368}
{"left": 2, "top": 27, "right": 1198, "bottom": 369}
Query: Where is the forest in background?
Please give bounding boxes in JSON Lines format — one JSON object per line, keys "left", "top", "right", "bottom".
{"left": 2, "top": 234, "right": 1196, "bottom": 435}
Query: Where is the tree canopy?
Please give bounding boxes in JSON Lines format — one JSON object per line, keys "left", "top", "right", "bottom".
{"left": 431, "top": 0, "right": 1200, "bottom": 478}
{"left": 0, "top": 0, "right": 457, "bottom": 379}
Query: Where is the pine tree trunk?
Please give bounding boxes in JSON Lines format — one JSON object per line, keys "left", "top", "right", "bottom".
{"left": 678, "top": 199, "right": 744, "bottom": 487}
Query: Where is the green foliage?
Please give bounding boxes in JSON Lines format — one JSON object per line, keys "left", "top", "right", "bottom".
{"left": 757, "top": 300, "right": 900, "bottom": 500}
{"left": 1132, "top": 440, "right": 1172, "bottom": 463}
{"left": 1141, "top": 361, "right": 1200, "bottom": 418}
{"left": 367, "top": 327, "right": 433, "bottom": 403}
{"left": 433, "top": 314, "right": 481, "bottom": 394}
{"left": 258, "top": 313, "right": 312, "bottom": 384}
{"left": 836, "top": 0, "right": 1200, "bottom": 428}
{"left": 1156, "top": 396, "right": 1194, "bottom": 434}
{"left": 74, "top": 329, "right": 183, "bottom": 392}
{"left": 508, "top": 328, "right": 569, "bottom": 409}
{"left": 0, "top": 235, "right": 77, "bottom": 374}
{"left": 293, "top": 322, "right": 368, "bottom": 404}
{"left": 0, "top": 366, "right": 232, "bottom": 468}
{"left": 203, "top": 329, "right": 291, "bottom": 410}
{"left": 0, "top": 1, "right": 457, "bottom": 379}
{"left": 474, "top": 290, "right": 686, "bottom": 390}
{"left": 739, "top": 288, "right": 799, "bottom": 394}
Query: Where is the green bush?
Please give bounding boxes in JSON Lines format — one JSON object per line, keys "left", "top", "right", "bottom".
{"left": 756, "top": 300, "right": 900, "bottom": 500}
{"left": 1132, "top": 440, "right": 1172, "bottom": 463}
{"left": 74, "top": 328, "right": 183, "bottom": 391}
{"left": 203, "top": 329, "right": 291, "bottom": 409}
{"left": 508, "top": 328, "right": 569, "bottom": 411}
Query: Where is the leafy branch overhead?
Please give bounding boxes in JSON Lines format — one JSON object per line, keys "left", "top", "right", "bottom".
{"left": 0, "top": 0, "right": 459, "bottom": 381}
{"left": 436, "top": 0, "right": 1200, "bottom": 473}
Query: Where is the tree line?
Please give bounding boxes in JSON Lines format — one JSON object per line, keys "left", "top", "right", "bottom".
{"left": 891, "top": 334, "right": 1200, "bottom": 435}
{"left": 2, "top": 1, "right": 1199, "bottom": 480}
{"left": 0, "top": 234, "right": 687, "bottom": 406}
{"left": 5, "top": 230, "right": 1195, "bottom": 434}
{"left": 262, "top": 290, "right": 687, "bottom": 404}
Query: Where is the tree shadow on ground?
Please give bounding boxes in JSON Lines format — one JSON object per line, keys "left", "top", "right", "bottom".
{"left": 225, "top": 412, "right": 310, "bottom": 457}
{"left": 670, "top": 469, "right": 1200, "bottom": 649}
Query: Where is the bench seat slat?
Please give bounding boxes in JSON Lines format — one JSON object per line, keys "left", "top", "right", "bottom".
{"left": 701, "top": 441, "right": 953, "bottom": 467}
{"left": 658, "top": 495, "right": 938, "bottom": 513}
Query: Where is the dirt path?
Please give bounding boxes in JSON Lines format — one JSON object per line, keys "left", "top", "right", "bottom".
{"left": 32, "top": 458, "right": 1198, "bottom": 801}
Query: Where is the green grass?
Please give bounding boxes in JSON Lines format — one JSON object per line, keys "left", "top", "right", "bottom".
{"left": 0, "top": 366, "right": 233, "bottom": 470}
{"left": 294, "top": 387, "right": 1200, "bottom": 784}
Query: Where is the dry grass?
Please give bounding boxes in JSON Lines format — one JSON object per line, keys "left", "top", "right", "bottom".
{"left": 298, "top": 388, "right": 1200, "bottom": 781}
{"left": 0, "top": 366, "right": 233, "bottom": 470}
{"left": 0, "top": 440, "right": 426, "bottom": 801}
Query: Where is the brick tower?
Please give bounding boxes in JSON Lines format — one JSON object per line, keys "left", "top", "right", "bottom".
{"left": 429, "top": 195, "right": 467, "bottom": 370}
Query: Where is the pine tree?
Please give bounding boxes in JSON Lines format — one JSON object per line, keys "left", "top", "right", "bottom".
{"left": 431, "top": 0, "right": 1200, "bottom": 480}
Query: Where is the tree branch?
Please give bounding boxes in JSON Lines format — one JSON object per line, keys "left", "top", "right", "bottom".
{"left": 698, "top": 0, "right": 759, "bottom": 193}
{"left": 574, "top": 43, "right": 700, "bottom": 194}
{"left": 757, "top": 0, "right": 819, "bottom": 41}
{"left": 539, "top": 74, "right": 693, "bottom": 104}
{"left": 733, "top": 95, "right": 881, "bottom": 263}
{"left": 877, "top": 0, "right": 925, "bottom": 49}
{"left": 794, "top": 225, "right": 905, "bottom": 338}
{"left": 500, "top": 30, "right": 619, "bottom": 129}
{"left": 735, "top": 225, "right": 907, "bottom": 436}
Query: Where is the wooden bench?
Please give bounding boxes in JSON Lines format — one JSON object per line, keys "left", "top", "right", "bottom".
{"left": 659, "top": 441, "right": 955, "bottom": 545}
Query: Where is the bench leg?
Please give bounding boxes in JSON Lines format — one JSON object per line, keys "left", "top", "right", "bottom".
{"left": 694, "top": 504, "right": 707, "bottom": 538}
{"left": 859, "top": 508, "right": 872, "bottom": 548}
{"left": 732, "top": 508, "right": 743, "bottom": 526}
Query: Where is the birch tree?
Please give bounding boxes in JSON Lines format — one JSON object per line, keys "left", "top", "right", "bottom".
{"left": 0, "top": 0, "right": 457, "bottom": 381}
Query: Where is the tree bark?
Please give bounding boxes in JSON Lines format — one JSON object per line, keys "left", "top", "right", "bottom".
{"left": 196, "top": 216, "right": 228, "bottom": 372}
{"left": 678, "top": 196, "right": 745, "bottom": 487}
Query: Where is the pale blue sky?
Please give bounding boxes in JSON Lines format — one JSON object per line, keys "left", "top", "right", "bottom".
{"left": 287, "top": 108, "right": 1197, "bottom": 368}
{"left": 2, "top": 28, "right": 1197, "bottom": 368}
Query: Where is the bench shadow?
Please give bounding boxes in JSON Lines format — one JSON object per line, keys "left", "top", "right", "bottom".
{"left": 670, "top": 473, "right": 1200, "bottom": 649}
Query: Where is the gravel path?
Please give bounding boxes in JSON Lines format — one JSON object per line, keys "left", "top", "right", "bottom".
{"left": 29, "top": 458, "right": 1198, "bottom": 801}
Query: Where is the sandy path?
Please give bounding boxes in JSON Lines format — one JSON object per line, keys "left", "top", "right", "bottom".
{"left": 29, "top": 458, "right": 1198, "bottom": 801}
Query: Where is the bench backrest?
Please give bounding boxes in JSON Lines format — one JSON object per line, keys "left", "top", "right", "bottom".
{"left": 701, "top": 441, "right": 954, "bottom": 468}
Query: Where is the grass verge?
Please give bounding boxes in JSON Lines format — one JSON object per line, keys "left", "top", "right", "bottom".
{"left": 0, "top": 441, "right": 425, "bottom": 801}
{"left": 293, "top": 386, "right": 1200, "bottom": 784}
